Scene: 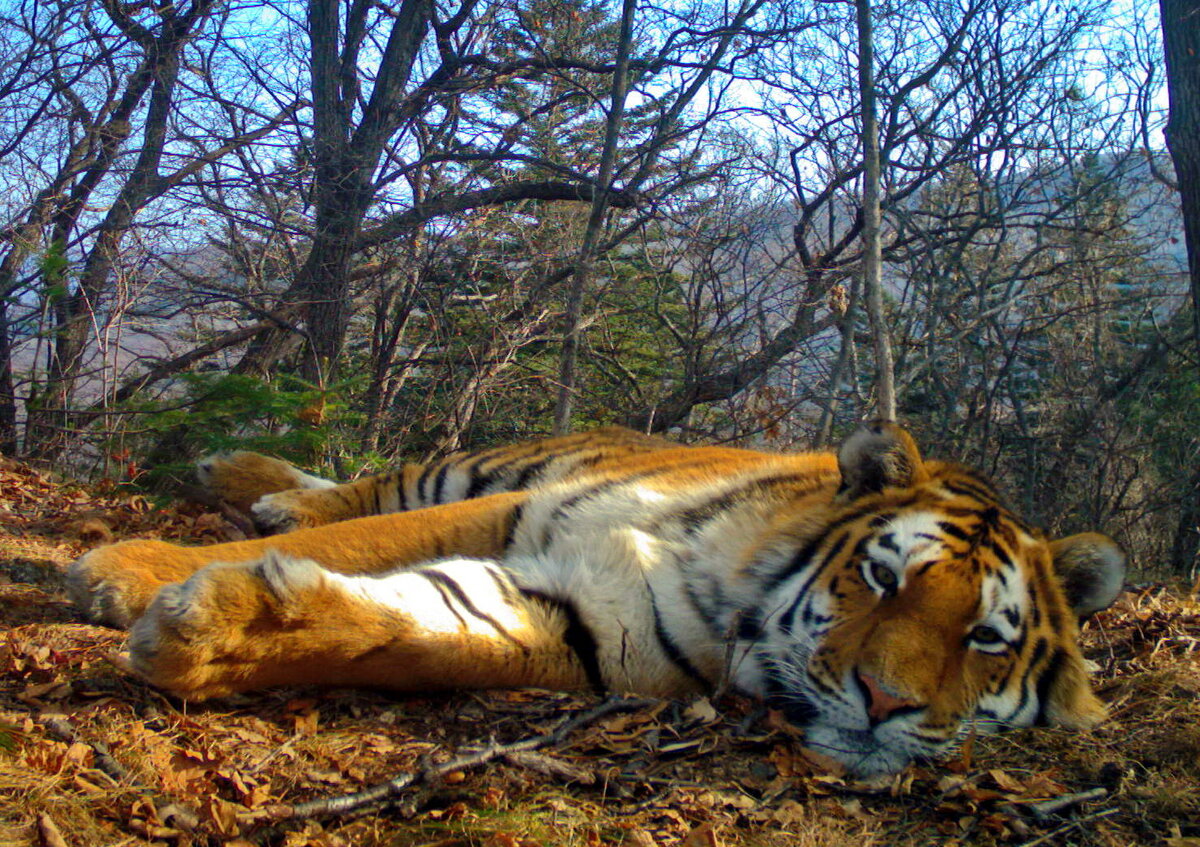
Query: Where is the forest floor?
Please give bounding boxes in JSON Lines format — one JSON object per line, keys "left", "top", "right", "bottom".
{"left": 1, "top": 457, "right": 1198, "bottom": 847}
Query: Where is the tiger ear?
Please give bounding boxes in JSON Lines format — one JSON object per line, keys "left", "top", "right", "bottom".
{"left": 1049, "top": 532, "right": 1126, "bottom": 619}
{"left": 836, "top": 421, "right": 929, "bottom": 501}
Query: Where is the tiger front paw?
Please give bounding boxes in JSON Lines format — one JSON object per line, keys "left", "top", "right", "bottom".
{"left": 67, "top": 540, "right": 192, "bottom": 628}
{"left": 126, "top": 553, "right": 361, "bottom": 699}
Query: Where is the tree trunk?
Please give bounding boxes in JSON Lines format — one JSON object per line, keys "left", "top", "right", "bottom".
{"left": 816, "top": 280, "right": 860, "bottom": 446}
{"left": 551, "top": 0, "right": 638, "bottom": 435}
{"left": 1171, "top": 467, "right": 1200, "bottom": 578}
{"left": 23, "top": 0, "right": 218, "bottom": 458}
{"left": 1160, "top": 0, "right": 1200, "bottom": 573}
{"left": 855, "top": 0, "right": 896, "bottom": 422}
{"left": 0, "top": 300, "right": 17, "bottom": 455}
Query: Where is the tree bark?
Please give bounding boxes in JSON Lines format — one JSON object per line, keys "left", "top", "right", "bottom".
{"left": 855, "top": 0, "right": 896, "bottom": 422}
{"left": 1160, "top": 0, "right": 1200, "bottom": 573}
{"left": 551, "top": 0, "right": 637, "bottom": 435}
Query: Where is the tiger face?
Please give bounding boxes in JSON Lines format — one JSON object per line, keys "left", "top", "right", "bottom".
{"left": 733, "top": 425, "right": 1124, "bottom": 774}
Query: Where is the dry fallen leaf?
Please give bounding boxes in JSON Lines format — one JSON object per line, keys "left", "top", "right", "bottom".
{"left": 683, "top": 697, "right": 719, "bottom": 725}
{"left": 682, "top": 822, "right": 723, "bottom": 847}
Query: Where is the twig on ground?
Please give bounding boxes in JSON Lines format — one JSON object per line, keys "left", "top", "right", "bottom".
{"left": 1025, "top": 787, "right": 1108, "bottom": 819}
{"left": 36, "top": 814, "right": 68, "bottom": 847}
{"left": 504, "top": 750, "right": 596, "bottom": 784}
{"left": 38, "top": 716, "right": 133, "bottom": 786}
{"left": 37, "top": 715, "right": 201, "bottom": 832}
{"left": 264, "top": 696, "right": 655, "bottom": 824}
{"left": 1017, "top": 807, "right": 1119, "bottom": 847}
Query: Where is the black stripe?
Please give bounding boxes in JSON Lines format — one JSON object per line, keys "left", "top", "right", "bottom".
{"left": 943, "top": 479, "right": 998, "bottom": 503}
{"left": 424, "top": 577, "right": 469, "bottom": 630}
{"left": 432, "top": 461, "right": 454, "bottom": 503}
{"left": 422, "top": 570, "right": 528, "bottom": 649}
{"left": 512, "top": 448, "right": 588, "bottom": 488}
{"left": 484, "top": 564, "right": 522, "bottom": 605}
{"left": 414, "top": 460, "right": 440, "bottom": 504}
{"left": 464, "top": 469, "right": 492, "bottom": 500}
{"left": 737, "top": 611, "right": 763, "bottom": 640}
{"left": 761, "top": 497, "right": 917, "bottom": 593}
{"left": 539, "top": 469, "right": 666, "bottom": 547}
{"left": 778, "top": 527, "right": 842, "bottom": 632}
{"left": 463, "top": 444, "right": 525, "bottom": 498}
{"left": 503, "top": 504, "right": 524, "bottom": 548}
{"left": 938, "top": 520, "right": 972, "bottom": 542}
{"left": 1045, "top": 590, "right": 1065, "bottom": 632}
{"left": 466, "top": 442, "right": 554, "bottom": 488}
{"left": 1033, "top": 647, "right": 1068, "bottom": 726}
{"left": 521, "top": 589, "right": 606, "bottom": 694}
{"left": 674, "top": 472, "right": 808, "bottom": 534}
{"left": 649, "top": 590, "right": 711, "bottom": 690}
{"left": 876, "top": 533, "right": 900, "bottom": 554}
{"left": 806, "top": 669, "right": 843, "bottom": 699}
{"left": 1007, "top": 637, "right": 1048, "bottom": 722}
{"left": 682, "top": 575, "right": 727, "bottom": 633}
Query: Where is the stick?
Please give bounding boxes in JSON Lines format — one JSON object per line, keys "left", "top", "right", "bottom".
{"left": 38, "top": 716, "right": 132, "bottom": 786}
{"left": 1017, "top": 807, "right": 1119, "bottom": 847}
{"left": 504, "top": 750, "right": 596, "bottom": 785}
{"left": 37, "top": 716, "right": 201, "bottom": 832}
{"left": 1025, "top": 787, "right": 1108, "bottom": 819}
{"left": 268, "top": 696, "right": 655, "bottom": 823}
{"left": 37, "top": 814, "right": 68, "bottom": 847}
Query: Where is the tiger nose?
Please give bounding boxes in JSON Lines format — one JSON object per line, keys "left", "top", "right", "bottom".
{"left": 857, "top": 670, "right": 920, "bottom": 724}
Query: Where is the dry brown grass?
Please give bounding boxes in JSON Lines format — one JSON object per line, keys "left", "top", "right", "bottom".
{"left": 0, "top": 459, "right": 1197, "bottom": 846}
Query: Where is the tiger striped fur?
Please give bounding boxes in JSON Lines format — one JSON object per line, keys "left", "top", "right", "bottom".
{"left": 68, "top": 423, "right": 1125, "bottom": 775}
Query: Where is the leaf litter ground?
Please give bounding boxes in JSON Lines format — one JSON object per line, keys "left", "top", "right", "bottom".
{"left": 0, "top": 458, "right": 1197, "bottom": 846}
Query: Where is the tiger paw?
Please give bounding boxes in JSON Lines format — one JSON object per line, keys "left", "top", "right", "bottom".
{"left": 196, "top": 451, "right": 334, "bottom": 513}
{"left": 67, "top": 540, "right": 195, "bottom": 628}
{"left": 250, "top": 490, "right": 325, "bottom": 534}
{"left": 126, "top": 553, "right": 362, "bottom": 699}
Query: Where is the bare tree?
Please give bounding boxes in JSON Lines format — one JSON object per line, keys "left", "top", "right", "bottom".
{"left": 854, "top": 0, "right": 894, "bottom": 421}
{"left": 551, "top": 0, "right": 637, "bottom": 435}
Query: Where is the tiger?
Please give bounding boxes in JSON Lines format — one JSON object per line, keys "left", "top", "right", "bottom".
{"left": 67, "top": 423, "right": 1125, "bottom": 776}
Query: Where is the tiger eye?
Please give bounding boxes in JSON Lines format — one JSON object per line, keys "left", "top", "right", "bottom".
{"left": 970, "top": 624, "right": 1004, "bottom": 645}
{"left": 870, "top": 561, "right": 898, "bottom": 593}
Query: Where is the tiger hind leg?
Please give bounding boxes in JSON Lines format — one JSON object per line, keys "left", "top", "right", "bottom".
{"left": 198, "top": 450, "right": 419, "bottom": 534}
{"left": 249, "top": 472, "right": 410, "bottom": 533}
{"left": 196, "top": 451, "right": 336, "bottom": 514}
{"left": 126, "top": 553, "right": 592, "bottom": 700}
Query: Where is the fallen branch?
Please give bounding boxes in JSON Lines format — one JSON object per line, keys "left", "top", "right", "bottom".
{"left": 39, "top": 716, "right": 134, "bottom": 786}
{"left": 36, "top": 814, "right": 68, "bottom": 847}
{"left": 264, "top": 696, "right": 655, "bottom": 824}
{"left": 1017, "top": 807, "right": 1119, "bottom": 847}
{"left": 504, "top": 750, "right": 596, "bottom": 785}
{"left": 1025, "top": 787, "right": 1108, "bottom": 819}
{"left": 37, "top": 716, "right": 201, "bottom": 832}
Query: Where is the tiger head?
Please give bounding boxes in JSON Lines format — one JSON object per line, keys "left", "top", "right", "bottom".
{"left": 743, "top": 423, "right": 1125, "bottom": 775}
